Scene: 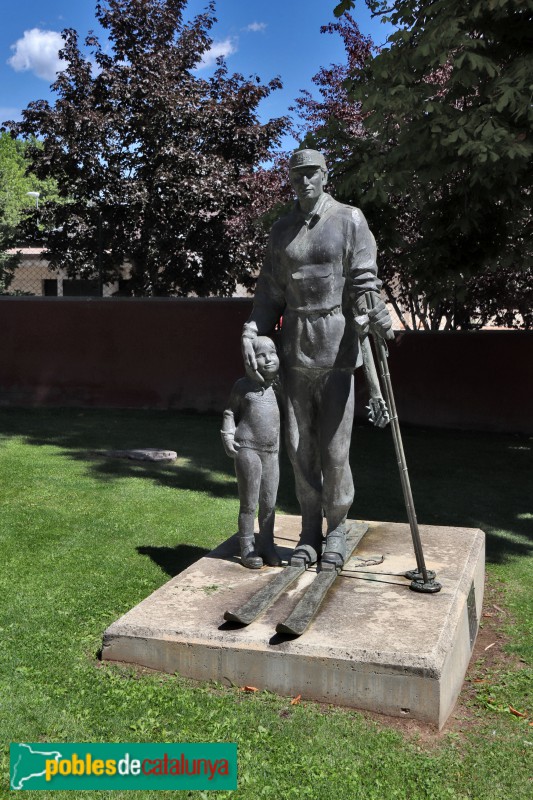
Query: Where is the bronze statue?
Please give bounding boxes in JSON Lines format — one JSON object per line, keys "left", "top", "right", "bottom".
{"left": 221, "top": 336, "right": 282, "bottom": 569}
{"left": 241, "top": 149, "right": 393, "bottom": 568}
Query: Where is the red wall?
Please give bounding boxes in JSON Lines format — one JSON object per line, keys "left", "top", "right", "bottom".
{"left": 366, "top": 329, "right": 533, "bottom": 433}
{"left": 0, "top": 297, "right": 531, "bottom": 433}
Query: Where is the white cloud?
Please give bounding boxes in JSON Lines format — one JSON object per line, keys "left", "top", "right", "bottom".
{"left": 8, "top": 28, "right": 67, "bottom": 81}
{"left": 196, "top": 37, "right": 237, "bottom": 70}
{"left": 245, "top": 22, "right": 267, "bottom": 33}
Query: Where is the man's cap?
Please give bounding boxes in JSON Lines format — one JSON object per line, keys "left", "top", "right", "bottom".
{"left": 289, "top": 148, "right": 327, "bottom": 171}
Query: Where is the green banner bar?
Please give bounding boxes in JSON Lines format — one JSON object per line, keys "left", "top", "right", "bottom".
{"left": 10, "top": 742, "right": 237, "bottom": 791}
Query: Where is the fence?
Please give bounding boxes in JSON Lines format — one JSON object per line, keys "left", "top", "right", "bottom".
{"left": 0, "top": 297, "right": 531, "bottom": 434}
{"left": 5, "top": 249, "right": 125, "bottom": 297}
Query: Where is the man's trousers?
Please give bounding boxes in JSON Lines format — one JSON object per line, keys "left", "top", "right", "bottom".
{"left": 283, "top": 366, "right": 355, "bottom": 551}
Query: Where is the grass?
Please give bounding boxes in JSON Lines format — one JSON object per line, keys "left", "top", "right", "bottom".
{"left": 0, "top": 408, "right": 531, "bottom": 799}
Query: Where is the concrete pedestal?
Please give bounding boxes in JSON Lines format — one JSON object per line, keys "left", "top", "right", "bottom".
{"left": 102, "top": 517, "right": 485, "bottom": 729}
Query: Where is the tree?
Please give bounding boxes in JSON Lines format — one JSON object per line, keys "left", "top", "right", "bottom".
{"left": 298, "top": 1, "right": 533, "bottom": 329}
{"left": 0, "top": 132, "right": 60, "bottom": 293}
{"left": 292, "top": 15, "right": 374, "bottom": 178}
{"left": 0, "top": 134, "right": 24, "bottom": 292}
{"left": 6, "top": 0, "right": 288, "bottom": 296}
{"left": 0, "top": 213, "right": 19, "bottom": 295}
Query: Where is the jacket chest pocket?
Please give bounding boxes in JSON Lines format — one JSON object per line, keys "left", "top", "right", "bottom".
{"left": 288, "top": 263, "right": 343, "bottom": 308}
{"left": 291, "top": 263, "right": 332, "bottom": 282}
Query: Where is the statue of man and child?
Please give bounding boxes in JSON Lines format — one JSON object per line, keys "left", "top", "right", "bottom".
{"left": 221, "top": 149, "right": 392, "bottom": 570}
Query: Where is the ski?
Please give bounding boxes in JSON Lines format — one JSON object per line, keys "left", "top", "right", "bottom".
{"left": 275, "top": 521, "right": 368, "bottom": 637}
{"left": 223, "top": 558, "right": 308, "bottom": 626}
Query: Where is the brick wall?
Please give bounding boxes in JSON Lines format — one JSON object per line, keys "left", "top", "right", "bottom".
{"left": 0, "top": 297, "right": 530, "bottom": 433}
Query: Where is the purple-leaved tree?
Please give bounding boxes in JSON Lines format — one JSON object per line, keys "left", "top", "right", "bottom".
{"left": 6, "top": 0, "right": 288, "bottom": 296}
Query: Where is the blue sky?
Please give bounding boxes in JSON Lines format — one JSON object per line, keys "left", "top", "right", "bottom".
{"left": 1, "top": 0, "right": 393, "bottom": 150}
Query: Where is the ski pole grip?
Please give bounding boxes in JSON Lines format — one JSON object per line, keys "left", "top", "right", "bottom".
{"left": 364, "top": 291, "right": 395, "bottom": 342}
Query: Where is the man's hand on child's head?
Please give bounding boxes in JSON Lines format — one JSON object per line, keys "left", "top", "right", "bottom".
{"left": 242, "top": 338, "right": 265, "bottom": 384}
{"left": 241, "top": 326, "right": 266, "bottom": 384}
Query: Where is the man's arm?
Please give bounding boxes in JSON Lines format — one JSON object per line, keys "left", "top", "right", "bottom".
{"left": 347, "top": 208, "right": 393, "bottom": 339}
{"left": 242, "top": 235, "right": 285, "bottom": 382}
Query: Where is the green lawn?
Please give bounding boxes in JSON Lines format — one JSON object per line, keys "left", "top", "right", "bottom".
{"left": 0, "top": 408, "right": 531, "bottom": 799}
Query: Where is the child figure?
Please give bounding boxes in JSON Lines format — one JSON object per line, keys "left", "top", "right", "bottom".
{"left": 221, "top": 336, "right": 282, "bottom": 569}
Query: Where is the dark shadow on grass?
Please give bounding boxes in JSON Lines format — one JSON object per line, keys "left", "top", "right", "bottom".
{"left": 346, "top": 424, "right": 533, "bottom": 565}
{"left": 79, "top": 455, "right": 238, "bottom": 500}
{"left": 0, "top": 408, "right": 530, "bottom": 565}
{"left": 137, "top": 544, "right": 210, "bottom": 577}
{"left": 0, "top": 406, "right": 231, "bottom": 463}
{"left": 0, "top": 407, "right": 238, "bottom": 499}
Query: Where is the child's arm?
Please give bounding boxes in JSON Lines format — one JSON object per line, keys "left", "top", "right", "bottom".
{"left": 221, "top": 409, "right": 239, "bottom": 458}
{"left": 221, "top": 383, "right": 242, "bottom": 458}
